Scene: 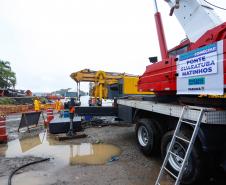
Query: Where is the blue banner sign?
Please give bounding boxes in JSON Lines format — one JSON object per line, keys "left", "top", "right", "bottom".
{"left": 177, "top": 41, "right": 224, "bottom": 95}
{"left": 178, "top": 43, "right": 217, "bottom": 78}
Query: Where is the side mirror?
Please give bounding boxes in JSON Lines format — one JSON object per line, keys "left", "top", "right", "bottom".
{"left": 149, "top": 56, "right": 158, "bottom": 64}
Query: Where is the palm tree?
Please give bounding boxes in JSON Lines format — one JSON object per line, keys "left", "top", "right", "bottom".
{"left": 0, "top": 60, "right": 16, "bottom": 89}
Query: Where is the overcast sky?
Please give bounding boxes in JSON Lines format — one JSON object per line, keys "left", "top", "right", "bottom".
{"left": 0, "top": 0, "right": 225, "bottom": 92}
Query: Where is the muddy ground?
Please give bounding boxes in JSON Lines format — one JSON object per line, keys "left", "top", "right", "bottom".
{"left": 0, "top": 113, "right": 225, "bottom": 185}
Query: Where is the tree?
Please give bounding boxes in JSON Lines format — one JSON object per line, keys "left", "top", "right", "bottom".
{"left": 0, "top": 60, "right": 16, "bottom": 89}
{"left": 53, "top": 88, "right": 71, "bottom": 96}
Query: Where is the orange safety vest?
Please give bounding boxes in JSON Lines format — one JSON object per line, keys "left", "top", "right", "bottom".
{"left": 69, "top": 106, "right": 75, "bottom": 113}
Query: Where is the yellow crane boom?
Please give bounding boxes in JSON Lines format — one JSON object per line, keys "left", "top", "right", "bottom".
{"left": 70, "top": 69, "right": 133, "bottom": 83}
{"left": 70, "top": 69, "right": 153, "bottom": 103}
{"left": 70, "top": 69, "right": 135, "bottom": 101}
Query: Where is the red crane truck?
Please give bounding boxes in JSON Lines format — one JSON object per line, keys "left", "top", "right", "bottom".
{"left": 116, "top": 0, "right": 226, "bottom": 184}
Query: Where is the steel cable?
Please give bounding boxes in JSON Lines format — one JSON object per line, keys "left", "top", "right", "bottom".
{"left": 203, "top": 0, "right": 226, "bottom": 11}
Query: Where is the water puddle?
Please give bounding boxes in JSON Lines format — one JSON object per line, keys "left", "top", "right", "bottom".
{"left": 0, "top": 132, "right": 121, "bottom": 165}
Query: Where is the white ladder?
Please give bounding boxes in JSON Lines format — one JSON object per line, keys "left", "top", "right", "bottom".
{"left": 155, "top": 106, "right": 204, "bottom": 185}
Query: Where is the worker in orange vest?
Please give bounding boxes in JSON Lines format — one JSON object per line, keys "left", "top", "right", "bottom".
{"left": 67, "top": 98, "right": 76, "bottom": 136}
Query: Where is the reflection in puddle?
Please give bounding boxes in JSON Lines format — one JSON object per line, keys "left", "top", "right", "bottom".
{"left": 19, "top": 135, "right": 42, "bottom": 153}
{"left": 0, "top": 132, "right": 121, "bottom": 165}
{"left": 70, "top": 143, "right": 120, "bottom": 165}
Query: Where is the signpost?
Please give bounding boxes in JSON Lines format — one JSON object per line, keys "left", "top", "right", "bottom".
{"left": 177, "top": 42, "right": 224, "bottom": 95}
{"left": 18, "top": 111, "right": 41, "bottom": 132}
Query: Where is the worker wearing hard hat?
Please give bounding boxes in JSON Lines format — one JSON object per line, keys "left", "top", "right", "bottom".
{"left": 34, "top": 97, "right": 41, "bottom": 112}
{"left": 67, "top": 97, "right": 76, "bottom": 136}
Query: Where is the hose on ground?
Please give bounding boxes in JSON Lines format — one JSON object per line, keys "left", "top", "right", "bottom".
{"left": 8, "top": 158, "right": 50, "bottom": 185}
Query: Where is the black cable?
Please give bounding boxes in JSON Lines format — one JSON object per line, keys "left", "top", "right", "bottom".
{"left": 203, "top": 0, "right": 226, "bottom": 10}
{"left": 8, "top": 158, "right": 50, "bottom": 185}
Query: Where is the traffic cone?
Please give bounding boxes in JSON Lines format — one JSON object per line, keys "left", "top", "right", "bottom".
{"left": 44, "top": 108, "right": 54, "bottom": 126}
{"left": 0, "top": 116, "right": 8, "bottom": 143}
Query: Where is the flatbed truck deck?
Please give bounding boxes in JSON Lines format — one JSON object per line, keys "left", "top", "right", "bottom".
{"left": 117, "top": 99, "right": 226, "bottom": 125}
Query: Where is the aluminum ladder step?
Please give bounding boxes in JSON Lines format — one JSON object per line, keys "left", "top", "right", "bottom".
{"left": 175, "top": 135, "right": 190, "bottom": 143}
{"left": 164, "top": 167, "right": 178, "bottom": 179}
{"left": 154, "top": 106, "right": 204, "bottom": 185}
{"left": 169, "top": 151, "right": 184, "bottom": 162}
{"left": 181, "top": 120, "right": 196, "bottom": 126}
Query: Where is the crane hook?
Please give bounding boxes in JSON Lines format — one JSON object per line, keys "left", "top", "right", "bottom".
{"left": 169, "top": 0, "right": 180, "bottom": 16}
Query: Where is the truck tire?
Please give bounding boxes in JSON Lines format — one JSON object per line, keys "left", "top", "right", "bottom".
{"left": 135, "top": 118, "right": 160, "bottom": 156}
{"left": 161, "top": 130, "right": 203, "bottom": 184}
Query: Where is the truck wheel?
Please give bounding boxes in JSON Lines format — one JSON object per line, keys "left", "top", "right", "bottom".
{"left": 161, "top": 130, "right": 203, "bottom": 184}
{"left": 135, "top": 118, "right": 160, "bottom": 156}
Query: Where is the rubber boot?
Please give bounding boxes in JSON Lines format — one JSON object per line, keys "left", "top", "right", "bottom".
{"left": 67, "top": 118, "right": 76, "bottom": 137}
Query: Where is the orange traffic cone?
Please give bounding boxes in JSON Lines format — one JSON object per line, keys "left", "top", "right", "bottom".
{"left": 44, "top": 108, "right": 54, "bottom": 127}
{"left": 0, "top": 116, "right": 8, "bottom": 143}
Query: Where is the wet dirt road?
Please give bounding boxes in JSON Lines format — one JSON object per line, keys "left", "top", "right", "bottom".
{"left": 1, "top": 117, "right": 162, "bottom": 185}
{"left": 0, "top": 114, "right": 226, "bottom": 185}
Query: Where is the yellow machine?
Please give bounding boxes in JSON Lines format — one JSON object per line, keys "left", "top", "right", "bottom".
{"left": 122, "top": 76, "right": 154, "bottom": 95}
{"left": 70, "top": 69, "right": 153, "bottom": 103}
{"left": 70, "top": 69, "right": 126, "bottom": 101}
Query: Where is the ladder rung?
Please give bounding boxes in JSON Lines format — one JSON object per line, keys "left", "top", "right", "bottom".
{"left": 175, "top": 135, "right": 190, "bottom": 143}
{"left": 186, "top": 106, "right": 204, "bottom": 111}
{"left": 164, "top": 167, "right": 178, "bottom": 179}
{"left": 181, "top": 120, "right": 196, "bottom": 126}
{"left": 169, "top": 151, "right": 184, "bottom": 162}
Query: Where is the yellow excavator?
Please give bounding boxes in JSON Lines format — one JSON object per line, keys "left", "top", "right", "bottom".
{"left": 70, "top": 69, "right": 153, "bottom": 105}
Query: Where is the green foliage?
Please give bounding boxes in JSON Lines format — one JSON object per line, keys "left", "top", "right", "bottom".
{"left": 53, "top": 88, "right": 87, "bottom": 96}
{"left": 53, "top": 88, "right": 71, "bottom": 96}
{"left": 0, "top": 97, "right": 16, "bottom": 105}
{"left": 0, "top": 60, "right": 16, "bottom": 89}
{"left": 40, "top": 97, "right": 48, "bottom": 104}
